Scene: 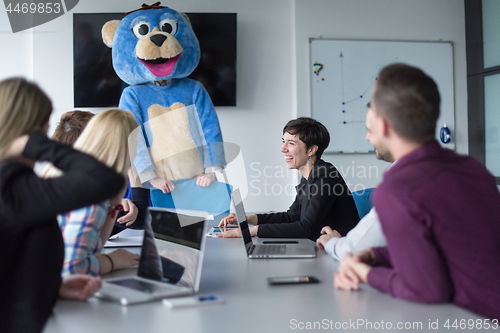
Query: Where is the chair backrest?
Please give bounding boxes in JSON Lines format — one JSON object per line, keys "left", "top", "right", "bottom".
{"left": 351, "top": 188, "right": 375, "bottom": 219}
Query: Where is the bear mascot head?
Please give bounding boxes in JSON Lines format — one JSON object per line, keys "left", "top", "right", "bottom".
{"left": 103, "top": 2, "right": 200, "bottom": 84}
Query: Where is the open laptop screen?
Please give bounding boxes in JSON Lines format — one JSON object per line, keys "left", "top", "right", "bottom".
{"left": 239, "top": 220, "right": 253, "bottom": 249}
{"left": 137, "top": 216, "right": 163, "bottom": 282}
{"left": 231, "top": 189, "right": 253, "bottom": 249}
{"left": 150, "top": 210, "right": 205, "bottom": 250}
{"left": 149, "top": 209, "right": 206, "bottom": 289}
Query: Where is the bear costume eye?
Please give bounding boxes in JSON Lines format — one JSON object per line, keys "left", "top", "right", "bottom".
{"left": 132, "top": 21, "right": 150, "bottom": 38}
{"left": 159, "top": 18, "right": 177, "bottom": 35}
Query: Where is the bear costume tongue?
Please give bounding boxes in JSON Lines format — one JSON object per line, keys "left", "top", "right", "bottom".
{"left": 140, "top": 54, "right": 180, "bottom": 78}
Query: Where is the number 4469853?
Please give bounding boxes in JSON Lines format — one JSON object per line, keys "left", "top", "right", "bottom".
{"left": 444, "top": 319, "right": 499, "bottom": 330}
{"left": 5, "top": 2, "right": 61, "bottom": 14}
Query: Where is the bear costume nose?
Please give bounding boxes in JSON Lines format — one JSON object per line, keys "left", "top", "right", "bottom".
{"left": 150, "top": 34, "right": 167, "bottom": 47}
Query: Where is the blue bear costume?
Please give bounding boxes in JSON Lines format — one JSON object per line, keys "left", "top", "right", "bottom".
{"left": 102, "top": 3, "right": 229, "bottom": 213}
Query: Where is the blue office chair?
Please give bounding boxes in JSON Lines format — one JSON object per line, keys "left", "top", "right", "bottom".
{"left": 351, "top": 188, "right": 375, "bottom": 219}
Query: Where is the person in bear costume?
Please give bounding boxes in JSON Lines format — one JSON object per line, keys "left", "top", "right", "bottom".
{"left": 102, "top": 3, "right": 227, "bottom": 212}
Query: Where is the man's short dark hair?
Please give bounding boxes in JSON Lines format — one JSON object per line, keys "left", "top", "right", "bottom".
{"left": 52, "top": 110, "right": 95, "bottom": 145}
{"left": 373, "top": 63, "right": 440, "bottom": 144}
{"left": 283, "top": 117, "right": 330, "bottom": 159}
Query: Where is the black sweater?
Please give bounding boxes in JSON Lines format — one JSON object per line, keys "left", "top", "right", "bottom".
{"left": 256, "top": 159, "right": 359, "bottom": 240}
{"left": 0, "top": 132, "right": 124, "bottom": 333}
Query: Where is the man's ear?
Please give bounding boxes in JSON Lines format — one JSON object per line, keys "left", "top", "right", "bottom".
{"left": 102, "top": 20, "right": 121, "bottom": 48}
{"left": 379, "top": 116, "right": 390, "bottom": 137}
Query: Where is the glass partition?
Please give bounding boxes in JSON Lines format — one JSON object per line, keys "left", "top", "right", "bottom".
{"left": 482, "top": 0, "right": 500, "bottom": 68}
{"left": 484, "top": 73, "right": 500, "bottom": 177}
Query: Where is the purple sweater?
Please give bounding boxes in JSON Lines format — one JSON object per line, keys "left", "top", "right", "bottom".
{"left": 368, "top": 141, "right": 500, "bottom": 319}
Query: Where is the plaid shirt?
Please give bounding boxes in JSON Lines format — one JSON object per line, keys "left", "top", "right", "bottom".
{"left": 58, "top": 200, "right": 109, "bottom": 277}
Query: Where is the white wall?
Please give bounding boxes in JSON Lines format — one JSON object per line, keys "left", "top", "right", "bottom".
{"left": 294, "top": 0, "right": 468, "bottom": 190}
{"left": 0, "top": 8, "right": 32, "bottom": 79}
{"left": 0, "top": 0, "right": 468, "bottom": 212}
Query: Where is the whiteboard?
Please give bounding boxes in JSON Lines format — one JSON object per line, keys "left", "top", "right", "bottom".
{"left": 310, "top": 39, "right": 455, "bottom": 153}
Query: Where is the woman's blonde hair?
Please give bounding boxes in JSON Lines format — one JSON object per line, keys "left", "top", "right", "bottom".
{"left": 0, "top": 77, "right": 52, "bottom": 159}
{"left": 44, "top": 109, "right": 137, "bottom": 178}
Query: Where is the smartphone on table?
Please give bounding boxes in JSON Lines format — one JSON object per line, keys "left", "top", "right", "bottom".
{"left": 267, "top": 276, "right": 320, "bottom": 285}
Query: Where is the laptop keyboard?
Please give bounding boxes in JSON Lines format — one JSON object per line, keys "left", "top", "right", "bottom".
{"left": 255, "top": 245, "right": 286, "bottom": 255}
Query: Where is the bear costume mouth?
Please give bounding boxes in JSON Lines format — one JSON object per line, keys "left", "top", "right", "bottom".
{"left": 139, "top": 54, "right": 180, "bottom": 78}
{"left": 144, "top": 58, "right": 169, "bottom": 65}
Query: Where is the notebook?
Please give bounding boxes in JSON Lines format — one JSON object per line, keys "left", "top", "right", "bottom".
{"left": 232, "top": 189, "right": 316, "bottom": 259}
{"left": 95, "top": 208, "right": 208, "bottom": 305}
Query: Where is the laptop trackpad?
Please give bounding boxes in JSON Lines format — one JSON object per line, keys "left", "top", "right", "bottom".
{"left": 287, "top": 246, "right": 316, "bottom": 255}
{"left": 108, "top": 278, "right": 176, "bottom": 294}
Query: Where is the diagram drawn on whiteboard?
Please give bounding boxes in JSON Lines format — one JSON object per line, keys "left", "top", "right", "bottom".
{"left": 310, "top": 39, "right": 454, "bottom": 153}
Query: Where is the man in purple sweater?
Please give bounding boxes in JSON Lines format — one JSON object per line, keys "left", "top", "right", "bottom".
{"left": 334, "top": 63, "right": 500, "bottom": 319}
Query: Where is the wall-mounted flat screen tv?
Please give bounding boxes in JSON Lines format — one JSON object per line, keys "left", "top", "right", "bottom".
{"left": 73, "top": 12, "right": 237, "bottom": 107}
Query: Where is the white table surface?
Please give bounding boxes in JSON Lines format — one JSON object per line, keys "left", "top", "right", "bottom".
{"left": 44, "top": 228, "right": 485, "bottom": 333}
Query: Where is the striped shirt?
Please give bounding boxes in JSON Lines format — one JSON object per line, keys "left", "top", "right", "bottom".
{"left": 58, "top": 200, "right": 109, "bottom": 276}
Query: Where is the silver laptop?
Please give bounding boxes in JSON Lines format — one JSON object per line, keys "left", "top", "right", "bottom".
{"left": 95, "top": 208, "right": 208, "bottom": 305}
{"left": 232, "top": 189, "right": 316, "bottom": 259}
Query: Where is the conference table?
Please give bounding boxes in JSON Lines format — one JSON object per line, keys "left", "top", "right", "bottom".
{"left": 44, "top": 228, "right": 485, "bottom": 333}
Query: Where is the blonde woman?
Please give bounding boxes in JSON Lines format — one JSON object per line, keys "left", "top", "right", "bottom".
{"left": 44, "top": 109, "right": 140, "bottom": 276}
{"left": 46, "top": 110, "right": 143, "bottom": 232}
{"left": 0, "top": 78, "right": 121, "bottom": 333}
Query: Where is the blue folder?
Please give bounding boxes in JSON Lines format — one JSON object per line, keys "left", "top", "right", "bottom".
{"left": 150, "top": 179, "right": 232, "bottom": 214}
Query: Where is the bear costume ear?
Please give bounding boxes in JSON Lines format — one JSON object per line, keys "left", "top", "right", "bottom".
{"left": 181, "top": 13, "right": 192, "bottom": 26}
{"left": 102, "top": 20, "right": 121, "bottom": 47}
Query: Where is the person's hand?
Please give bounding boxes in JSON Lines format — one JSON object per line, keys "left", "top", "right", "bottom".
{"left": 217, "top": 225, "right": 258, "bottom": 238}
{"left": 218, "top": 213, "right": 238, "bottom": 228}
{"left": 149, "top": 177, "right": 175, "bottom": 194}
{"left": 58, "top": 274, "right": 102, "bottom": 301}
{"left": 316, "top": 226, "right": 342, "bottom": 250}
{"left": 4, "top": 135, "right": 29, "bottom": 159}
{"left": 218, "top": 214, "right": 258, "bottom": 228}
{"left": 108, "top": 249, "right": 140, "bottom": 270}
{"left": 195, "top": 173, "right": 216, "bottom": 187}
{"left": 117, "top": 199, "right": 138, "bottom": 226}
{"left": 217, "top": 227, "right": 241, "bottom": 238}
{"left": 333, "top": 251, "right": 374, "bottom": 291}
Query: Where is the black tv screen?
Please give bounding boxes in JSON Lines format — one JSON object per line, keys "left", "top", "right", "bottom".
{"left": 73, "top": 12, "right": 237, "bottom": 107}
